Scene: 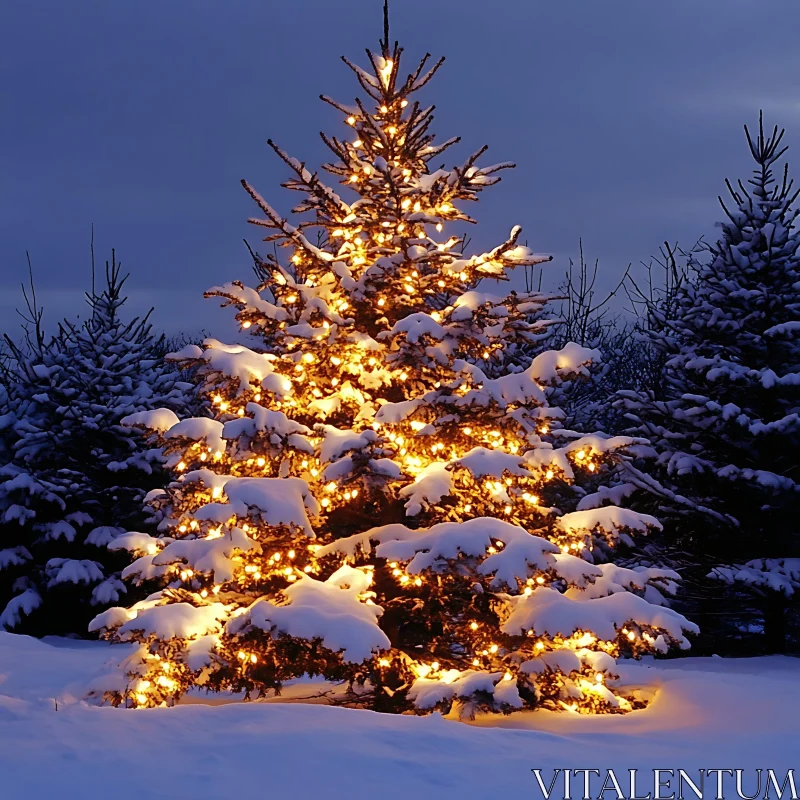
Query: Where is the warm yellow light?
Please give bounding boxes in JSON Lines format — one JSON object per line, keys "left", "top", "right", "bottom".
{"left": 347, "top": 116, "right": 356, "bottom": 125}
{"left": 242, "top": 321, "right": 252, "bottom": 329}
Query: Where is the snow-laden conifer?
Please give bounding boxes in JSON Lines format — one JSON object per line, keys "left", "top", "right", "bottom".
{"left": 617, "top": 116, "right": 800, "bottom": 649}
{"left": 0, "top": 255, "right": 192, "bottom": 635}
{"left": 90, "top": 9, "right": 696, "bottom": 715}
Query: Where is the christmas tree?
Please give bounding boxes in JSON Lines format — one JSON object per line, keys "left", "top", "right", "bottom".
{"left": 618, "top": 115, "right": 800, "bottom": 652}
{"left": 89, "top": 7, "right": 696, "bottom": 715}
{"left": 0, "top": 254, "right": 192, "bottom": 635}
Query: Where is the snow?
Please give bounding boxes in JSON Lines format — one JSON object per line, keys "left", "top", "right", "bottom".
{"left": 528, "top": 342, "right": 599, "bottom": 383}
{"left": 186, "top": 475, "right": 319, "bottom": 536}
{"left": 317, "top": 424, "right": 377, "bottom": 465}
{"left": 453, "top": 446, "right": 529, "bottom": 478}
{"left": 0, "top": 590, "right": 41, "bottom": 630}
{"left": 164, "top": 417, "right": 226, "bottom": 454}
{"left": 710, "top": 558, "right": 800, "bottom": 596}
{"left": 222, "top": 477, "right": 320, "bottom": 536}
{"left": 398, "top": 462, "right": 453, "bottom": 515}
{"left": 502, "top": 587, "right": 698, "bottom": 647}
{"left": 370, "top": 517, "right": 558, "bottom": 578}
{"left": 453, "top": 360, "right": 547, "bottom": 407}
{"left": 409, "top": 670, "right": 513, "bottom": 710}
{"left": 120, "top": 408, "right": 181, "bottom": 432}
{"left": 0, "top": 633, "right": 796, "bottom": 798}
{"left": 116, "top": 602, "right": 229, "bottom": 640}
{"left": 150, "top": 526, "right": 259, "bottom": 583}
{"left": 557, "top": 506, "right": 662, "bottom": 538}
{"left": 227, "top": 566, "right": 390, "bottom": 662}
{"left": 222, "top": 403, "right": 312, "bottom": 444}
{"left": 45, "top": 558, "right": 104, "bottom": 586}
{"left": 183, "top": 339, "right": 285, "bottom": 396}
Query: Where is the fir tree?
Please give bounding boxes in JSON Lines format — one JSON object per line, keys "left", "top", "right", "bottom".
{"left": 617, "top": 116, "right": 800, "bottom": 652}
{"left": 0, "top": 254, "right": 193, "bottom": 635}
{"left": 89, "top": 8, "right": 696, "bottom": 715}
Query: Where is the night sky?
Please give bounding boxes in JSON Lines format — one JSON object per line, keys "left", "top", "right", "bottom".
{"left": 3, "top": 0, "right": 799, "bottom": 338}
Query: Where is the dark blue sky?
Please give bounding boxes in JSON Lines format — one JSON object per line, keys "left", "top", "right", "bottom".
{"left": 2, "top": 0, "right": 799, "bottom": 337}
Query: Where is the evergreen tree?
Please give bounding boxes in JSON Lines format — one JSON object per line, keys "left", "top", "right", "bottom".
{"left": 0, "top": 254, "right": 193, "bottom": 635}
{"left": 89, "top": 9, "right": 695, "bottom": 715}
{"left": 617, "top": 116, "right": 800, "bottom": 652}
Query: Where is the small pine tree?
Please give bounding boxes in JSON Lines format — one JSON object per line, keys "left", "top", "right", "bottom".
{"left": 618, "top": 115, "right": 800, "bottom": 652}
{"left": 0, "top": 254, "right": 193, "bottom": 635}
{"left": 88, "top": 9, "right": 696, "bottom": 715}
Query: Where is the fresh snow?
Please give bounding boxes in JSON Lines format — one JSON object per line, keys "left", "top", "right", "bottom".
{"left": 228, "top": 566, "right": 390, "bottom": 663}
{"left": 0, "top": 633, "right": 796, "bottom": 799}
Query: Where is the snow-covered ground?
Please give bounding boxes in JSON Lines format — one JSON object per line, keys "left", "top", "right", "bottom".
{"left": 0, "top": 632, "right": 797, "bottom": 799}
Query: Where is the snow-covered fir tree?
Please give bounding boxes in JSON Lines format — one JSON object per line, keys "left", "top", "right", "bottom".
{"left": 0, "top": 254, "right": 193, "bottom": 635}
{"left": 89, "top": 10, "right": 696, "bottom": 715}
{"left": 617, "top": 116, "right": 800, "bottom": 651}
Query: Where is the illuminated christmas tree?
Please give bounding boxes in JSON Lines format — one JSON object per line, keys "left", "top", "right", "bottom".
{"left": 89, "top": 7, "right": 696, "bottom": 715}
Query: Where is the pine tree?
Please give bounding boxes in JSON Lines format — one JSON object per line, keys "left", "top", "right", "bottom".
{"left": 0, "top": 254, "right": 193, "bottom": 635}
{"left": 617, "top": 116, "right": 800, "bottom": 651}
{"left": 89, "top": 9, "right": 696, "bottom": 715}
